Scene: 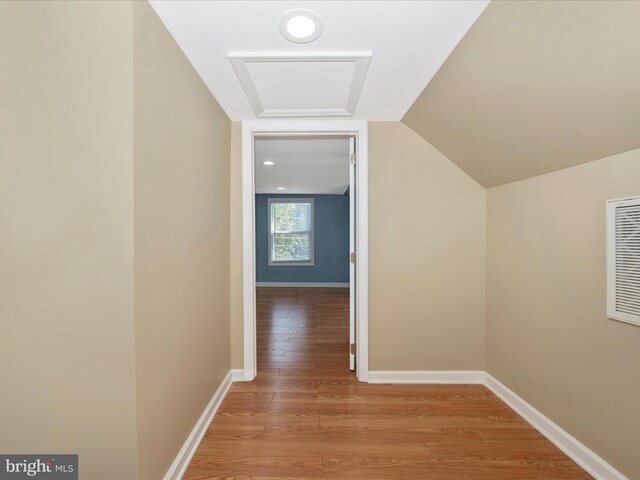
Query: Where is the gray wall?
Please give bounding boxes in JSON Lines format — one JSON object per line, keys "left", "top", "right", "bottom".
{"left": 255, "top": 194, "right": 349, "bottom": 283}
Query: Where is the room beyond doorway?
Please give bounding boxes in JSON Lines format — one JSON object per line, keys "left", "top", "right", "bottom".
{"left": 254, "top": 136, "right": 351, "bottom": 286}
{"left": 241, "top": 121, "right": 369, "bottom": 383}
{"left": 254, "top": 133, "right": 353, "bottom": 374}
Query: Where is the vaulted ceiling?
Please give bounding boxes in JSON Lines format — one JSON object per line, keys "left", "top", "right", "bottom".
{"left": 402, "top": 0, "right": 640, "bottom": 187}
{"left": 149, "top": 1, "right": 488, "bottom": 120}
{"left": 151, "top": 1, "right": 640, "bottom": 188}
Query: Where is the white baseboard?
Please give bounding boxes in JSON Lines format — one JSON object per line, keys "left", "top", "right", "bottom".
{"left": 483, "top": 373, "right": 627, "bottom": 480}
{"left": 368, "top": 370, "right": 485, "bottom": 384}
{"left": 230, "top": 369, "right": 245, "bottom": 382}
{"left": 368, "top": 370, "right": 626, "bottom": 480}
{"left": 164, "top": 370, "right": 235, "bottom": 480}
{"left": 256, "top": 282, "right": 349, "bottom": 288}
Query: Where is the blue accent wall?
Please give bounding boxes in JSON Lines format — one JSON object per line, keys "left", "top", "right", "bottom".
{"left": 256, "top": 194, "right": 349, "bottom": 283}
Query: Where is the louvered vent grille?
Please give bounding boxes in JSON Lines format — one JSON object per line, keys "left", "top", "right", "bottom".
{"left": 607, "top": 197, "right": 640, "bottom": 325}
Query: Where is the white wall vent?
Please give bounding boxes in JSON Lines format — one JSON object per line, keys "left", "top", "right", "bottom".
{"left": 607, "top": 196, "right": 640, "bottom": 326}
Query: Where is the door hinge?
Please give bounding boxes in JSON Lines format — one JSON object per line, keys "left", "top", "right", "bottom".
{"left": 350, "top": 252, "right": 356, "bottom": 264}
{"left": 350, "top": 152, "right": 357, "bottom": 165}
{"left": 350, "top": 343, "right": 357, "bottom": 355}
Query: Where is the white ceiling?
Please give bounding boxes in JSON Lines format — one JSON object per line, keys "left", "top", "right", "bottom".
{"left": 254, "top": 137, "right": 349, "bottom": 194}
{"left": 148, "top": 1, "right": 488, "bottom": 121}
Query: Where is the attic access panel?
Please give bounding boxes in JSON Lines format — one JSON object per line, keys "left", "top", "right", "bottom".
{"left": 229, "top": 52, "right": 371, "bottom": 117}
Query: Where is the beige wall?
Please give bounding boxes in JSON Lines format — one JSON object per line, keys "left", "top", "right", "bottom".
{"left": 486, "top": 148, "right": 640, "bottom": 478}
{"left": 402, "top": 1, "right": 640, "bottom": 188}
{"left": 0, "top": 2, "right": 138, "bottom": 479}
{"left": 132, "top": 2, "right": 231, "bottom": 478}
{"left": 228, "top": 122, "right": 486, "bottom": 371}
{"left": 0, "top": 2, "right": 233, "bottom": 478}
{"left": 368, "top": 123, "right": 486, "bottom": 370}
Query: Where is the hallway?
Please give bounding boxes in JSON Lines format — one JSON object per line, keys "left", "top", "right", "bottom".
{"left": 183, "top": 288, "right": 590, "bottom": 479}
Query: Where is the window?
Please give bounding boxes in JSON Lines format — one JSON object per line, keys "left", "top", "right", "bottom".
{"left": 607, "top": 196, "right": 640, "bottom": 326}
{"left": 268, "top": 198, "right": 314, "bottom": 266}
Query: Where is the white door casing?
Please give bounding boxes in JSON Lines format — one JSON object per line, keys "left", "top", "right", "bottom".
{"left": 349, "top": 135, "right": 356, "bottom": 371}
{"left": 241, "top": 120, "right": 368, "bottom": 382}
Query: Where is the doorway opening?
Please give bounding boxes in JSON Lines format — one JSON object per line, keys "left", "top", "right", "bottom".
{"left": 241, "top": 121, "right": 368, "bottom": 382}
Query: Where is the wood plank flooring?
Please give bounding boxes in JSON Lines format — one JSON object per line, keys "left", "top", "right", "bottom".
{"left": 184, "top": 287, "right": 591, "bottom": 479}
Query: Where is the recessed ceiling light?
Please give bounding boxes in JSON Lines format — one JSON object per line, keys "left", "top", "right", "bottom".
{"left": 277, "top": 187, "right": 285, "bottom": 190}
{"left": 279, "top": 10, "right": 323, "bottom": 44}
{"left": 262, "top": 160, "right": 275, "bottom": 166}
{"left": 287, "top": 16, "right": 315, "bottom": 38}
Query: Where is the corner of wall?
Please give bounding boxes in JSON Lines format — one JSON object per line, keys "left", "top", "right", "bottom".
{"left": 229, "top": 121, "right": 244, "bottom": 369}
{"left": 397, "top": 120, "right": 488, "bottom": 191}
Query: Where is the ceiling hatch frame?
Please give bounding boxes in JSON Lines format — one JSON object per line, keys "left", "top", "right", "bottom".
{"left": 228, "top": 51, "right": 372, "bottom": 118}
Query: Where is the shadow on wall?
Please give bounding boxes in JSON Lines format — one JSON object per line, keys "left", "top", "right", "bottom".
{"left": 255, "top": 194, "right": 349, "bottom": 283}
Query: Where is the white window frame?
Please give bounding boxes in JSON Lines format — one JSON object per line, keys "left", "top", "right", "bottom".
{"left": 268, "top": 197, "right": 315, "bottom": 267}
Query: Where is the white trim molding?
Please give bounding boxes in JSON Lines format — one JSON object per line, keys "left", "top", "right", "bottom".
{"left": 242, "top": 120, "right": 369, "bottom": 383}
{"left": 163, "top": 370, "right": 235, "bottom": 480}
{"left": 256, "top": 282, "right": 349, "bottom": 288}
{"left": 484, "top": 373, "right": 627, "bottom": 480}
{"left": 368, "top": 370, "right": 627, "bottom": 480}
{"left": 368, "top": 370, "right": 485, "bottom": 384}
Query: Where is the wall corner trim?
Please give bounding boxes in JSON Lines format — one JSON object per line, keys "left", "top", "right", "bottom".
{"left": 163, "top": 370, "right": 236, "bottom": 480}
{"left": 368, "top": 370, "right": 627, "bottom": 480}
{"left": 483, "top": 373, "right": 627, "bottom": 480}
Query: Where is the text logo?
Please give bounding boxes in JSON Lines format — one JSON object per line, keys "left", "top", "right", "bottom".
{"left": 0, "top": 455, "right": 77, "bottom": 480}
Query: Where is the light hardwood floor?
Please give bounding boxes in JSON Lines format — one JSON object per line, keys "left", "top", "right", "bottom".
{"left": 184, "top": 287, "right": 591, "bottom": 479}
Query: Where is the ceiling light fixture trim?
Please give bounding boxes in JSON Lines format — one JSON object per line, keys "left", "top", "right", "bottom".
{"left": 279, "top": 9, "right": 323, "bottom": 44}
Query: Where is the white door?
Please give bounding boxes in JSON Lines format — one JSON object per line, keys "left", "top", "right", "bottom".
{"left": 349, "top": 136, "right": 356, "bottom": 371}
